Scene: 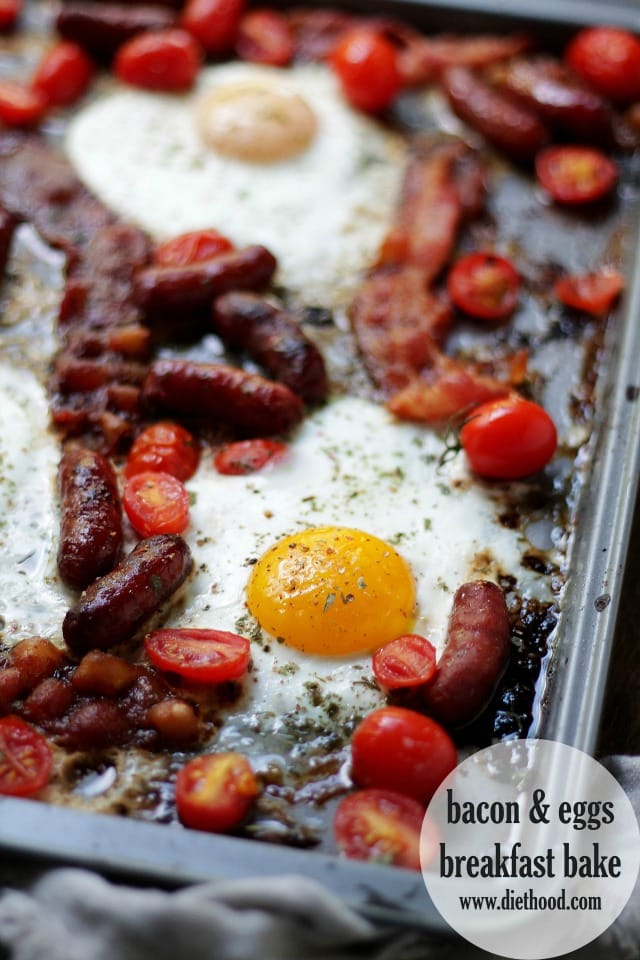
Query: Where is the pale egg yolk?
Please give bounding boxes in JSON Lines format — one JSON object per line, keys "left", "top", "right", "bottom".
{"left": 195, "top": 82, "right": 317, "bottom": 163}
{"left": 246, "top": 526, "right": 416, "bottom": 656}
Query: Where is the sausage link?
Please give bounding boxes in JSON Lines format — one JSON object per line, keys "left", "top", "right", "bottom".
{"left": 57, "top": 445, "right": 123, "bottom": 590}
{"left": 212, "top": 293, "right": 328, "bottom": 403}
{"left": 143, "top": 359, "right": 305, "bottom": 435}
{"left": 62, "top": 534, "right": 193, "bottom": 655}
{"left": 57, "top": 2, "right": 177, "bottom": 60}
{"left": 423, "top": 580, "right": 510, "bottom": 727}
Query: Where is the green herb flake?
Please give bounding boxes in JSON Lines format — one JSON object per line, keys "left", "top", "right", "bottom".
{"left": 323, "top": 592, "right": 336, "bottom": 613}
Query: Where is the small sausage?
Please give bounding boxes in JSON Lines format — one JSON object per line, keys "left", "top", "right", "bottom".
{"left": 143, "top": 359, "right": 305, "bottom": 435}
{"left": 62, "top": 534, "right": 193, "bottom": 655}
{"left": 212, "top": 293, "right": 328, "bottom": 403}
{"left": 57, "top": 2, "right": 177, "bottom": 60}
{"left": 57, "top": 445, "right": 123, "bottom": 590}
{"left": 423, "top": 580, "right": 510, "bottom": 727}
{"left": 134, "top": 245, "right": 277, "bottom": 318}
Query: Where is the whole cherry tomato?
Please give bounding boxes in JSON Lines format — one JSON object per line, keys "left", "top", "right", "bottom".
{"left": 330, "top": 28, "right": 401, "bottom": 113}
{"left": 554, "top": 269, "right": 624, "bottom": 317}
{"left": 0, "top": 716, "right": 52, "bottom": 797}
{"left": 182, "top": 0, "right": 246, "bottom": 56}
{"left": 447, "top": 252, "right": 520, "bottom": 321}
{"left": 0, "top": 82, "right": 46, "bottom": 126}
{"left": 566, "top": 26, "right": 640, "bottom": 103}
{"left": 115, "top": 29, "right": 202, "bottom": 92}
{"left": 32, "top": 42, "right": 94, "bottom": 107}
{"left": 145, "top": 628, "right": 250, "bottom": 683}
{"left": 334, "top": 788, "right": 425, "bottom": 870}
{"left": 175, "top": 752, "right": 259, "bottom": 832}
{"left": 235, "top": 9, "right": 293, "bottom": 66}
{"left": 460, "top": 396, "right": 557, "bottom": 480}
{"left": 123, "top": 471, "right": 190, "bottom": 537}
{"left": 535, "top": 146, "right": 618, "bottom": 206}
{"left": 372, "top": 634, "right": 437, "bottom": 690}
{"left": 153, "top": 229, "right": 234, "bottom": 267}
{"left": 213, "top": 438, "right": 288, "bottom": 475}
{"left": 125, "top": 421, "right": 200, "bottom": 481}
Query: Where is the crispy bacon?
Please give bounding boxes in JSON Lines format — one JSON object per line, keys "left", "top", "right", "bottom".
{"left": 421, "top": 33, "right": 531, "bottom": 76}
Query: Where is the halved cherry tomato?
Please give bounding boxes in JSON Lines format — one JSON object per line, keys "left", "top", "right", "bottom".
{"left": 330, "top": 29, "right": 401, "bottom": 113}
{"left": 125, "top": 421, "right": 200, "bottom": 481}
{"left": 32, "top": 42, "right": 94, "bottom": 108}
{"left": 175, "top": 751, "right": 259, "bottom": 832}
{"left": 153, "top": 229, "right": 234, "bottom": 267}
{"left": 182, "top": 0, "right": 246, "bottom": 56}
{"left": 0, "top": 0, "right": 21, "bottom": 30}
{"left": 213, "top": 438, "right": 288, "bottom": 475}
{"left": 0, "top": 82, "right": 46, "bottom": 126}
{"left": 350, "top": 706, "right": 457, "bottom": 805}
{"left": 145, "top": 628, "right": 250, "bottom": 683}
{"left": 0, "top": 715, "right": 52, "bottom": 797}
{"left": 535, "top": 146, "right": 618, "bottom": 206}
{"left": 372, "top": 634, "right": 437, "bottom": 690}
{"left": 566, "top": 26, "right": 640, "bottom": 104}
{"left": 447, "top": 252, "right": 520, "bottom": 321}
{"left": 123, "top": 471, "right": 190, "bottom": 537}
{"left": 114, "top": 29, "right": 202, "bottom": 92}
{"left": 554, "top": 269, "right": 625, "bottom": 317}
{"left": 334, "top": 789, "right": 425, "bottom": 870}
{"left": 235, "top": 9, "right": 293, "bottom": 66}
{"left": 460, "top": 395, "right": 557, "bottom": 480}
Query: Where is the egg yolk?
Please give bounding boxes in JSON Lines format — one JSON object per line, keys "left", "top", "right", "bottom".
{"left": 195, "top": 82, "right": 317, "bottom": 164}
{"left": 246, "top": 526, "right": 416, "bottom": 656}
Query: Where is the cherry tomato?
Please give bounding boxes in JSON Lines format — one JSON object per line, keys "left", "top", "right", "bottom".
{"left": 350, "top": 706, "right": 457, "bottom": 805}
{"left": 114, "top": 29, "right": 202, "bottom": 92}
{"left": 213, "top": 439, "right": 288, "bottom": 475}
{"left": 0, "top": 82, "right": 46, "bottom": 127}
{"left": 123, "top": 471, "right": 190, "bottom": 537}
{"left": 153, "top": 229, "right": 234, "bottom": 267}
{"left": 554, "top": 269, "right": 625, "bottom": 317}
{"left": 334, "top": 789, "right": 425, "bottom": 870}
{"left": 330, "top": 29, "right": 401, "bottom": 113}
{"left": 0, "top": 715, "right": 52, "bottom": 797}
{"left": 182, "top": 0, "right": 246, "bottom": 56}
{"left": 447, "top": 252, "right": 520, "bottom": 321}
{"left": 566, "top": 26, "right": 640, "bottom": 104}
{"left": 235, "top": 9, "right": 293, "bottom": 66}
{"left": 125, "top": 421, "right": 200, "bottom": 481}
{"left": 32, "top": 42, "right": 94, "bottom": 108}
{"left": 535, "top": 146, "right": 618, "bottom": 206}
{"left": 0, "top": 0, "right": 21, "bottom": 30}
{"left": 460, "top": 396, "right": 557, "bottom": 480}
{"left": 372, "top": 634, "right": 437, "bottom": 690}
{"left": 175, "top": 752, "right": 259, "bottom": 832}
{"left": 145, "top": 628, "right": 250, "bottom": 683}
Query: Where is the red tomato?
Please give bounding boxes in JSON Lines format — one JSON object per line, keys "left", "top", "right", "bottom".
{"left": 330, "top": 29, "right": 401, "bottom": 113}
{"left": 447, "top": 253, "right": 520, "bottom": 321}
{"left": 460, "top": 396, "right": 557, "bottom": 480}
{"left": 153, "top": 229, "right": 234, "bottom": 267}
{"left": 535, "top": 146, "right": 618, "bottom": 206}
{"left": 213, "top": 439, "right": 288, "bottom": 475}
{"left": 182, "top": 0, "right": 246, "bottom": 56}
{"left": 145, "top": 628, "right": 250, "bottom": 683}
{"left": 372, "top": 634, "right": 437, "bottom": 690}
{"left": 114, "top": 29, "right": 202, "bottom": 92}
{"left": 554, "top": 269, "right": 625, "bottom": 317}
{"left": 566, "top": 26, "right": 640, "bottom": 103}
{"left": 0, "top": 0, "right": 21, "bottom": 30}
{"left": 32, "top": 42, "right": 94, "bottom": 107}
{"left": 175, "top": 752, "right": 259, "bottom": 832}
{"left": 0, "top": 82, "right": 46, "bottom": 126}
{"left": 235, "top": 9, "right": 293, "bottom": 66}
{"left": 334, "top": 789, "right": 425, "bottom": 870}
{"left": 125, "top": 421, "right": 200, "bottom": 481}
{"left": 123, "top": 471, "right": 190, "bottom": 537}
{"left": 0, "top": 716, "right": 52, "bottom": 797}
{"left": 350, "top": 706, "right": 457, "bottom": 805}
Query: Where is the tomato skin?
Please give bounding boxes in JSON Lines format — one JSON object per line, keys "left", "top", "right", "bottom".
{"left": 554, "top": 269, "right": 624, "bottom": 317}
{"left": 213, "top": 438, "right": 288, "bottom": 475}
{"left": 123, "top": 471, "right": 190, "bottom": 537}
{"left": 145, "top": 628, "right": 250, "bottom": 683}
{"left": 460, "top": 396, "right": 557, "bottom": 480}
{"left": 235, "top": 9, "right": 293, "bottom": 66}
{"left": 0, "top": 715, "right": 52, "bottom": 797}
{"left": 114, "top": 29, "right": 202, "bottom": 92}
{"left": 334, "top": 789, "right": 425, "bottom": 870}
{"left": 535, "top": 146, "right": 618, "bottom": 206}
{"left": 447, "top": 252, "right": 520, "bottom": 321}
{"left": 372, "top": 634, "right": 437, "bottom": 690}
{"left": 0, "top": 82, "right": 46, "bottom": 126}
{"left": 0, "top": 0, "right": 21, "bottom": 30}
{"left": 350, "top": 706, "right": 457, "bottom": 805}
{"left": 330, "top": 29, "right": 401, "bottom": 113}
{"left": 125, "top": 421, "right": 200, "bottom": 481}
{"left": 32, "top": 42, "right": 94, "bottom": 108}
{"left": 182, "top": 0, "right": 246, "bottom": 56}
{"left": 153, "top": 229, "right": 234, "bottom": 267}
{"left": 566, "top": 27, "right": 640, "bottom": 104}
{"left": 175, "top": 752, "right": 259, "bottom": 832}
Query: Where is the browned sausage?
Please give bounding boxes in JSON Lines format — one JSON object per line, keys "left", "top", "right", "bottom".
{"left": 62, "top": 534, "right": 193, "bottom": 655}
{"left": 134, "top": 246, "right": 277, "bottom": 318}
{"left": 57, "top": 2, "right": 176, "bottom": 60}
{"left": 212, "top": 293, "right": 328, "bottom": 403}
{"left": 143, "top": 359, "right": 305, "bottom": 435}
{"left": 57, "top": 445, "right": 123, "bottom": 590}
{"left": 423, "top": 580, "right": 510, "bottom": 727}
{"left": 442, "top": 66, "right": 550, "bottom": 161}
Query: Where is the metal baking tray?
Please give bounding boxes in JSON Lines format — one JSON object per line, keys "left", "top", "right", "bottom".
{"left": 1, "top": 0, "right": 640, "bottom": 935}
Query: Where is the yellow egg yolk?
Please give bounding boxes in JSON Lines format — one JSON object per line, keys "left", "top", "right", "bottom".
{"left": 246, "top": 526, "right": 416, "bottom": 656}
